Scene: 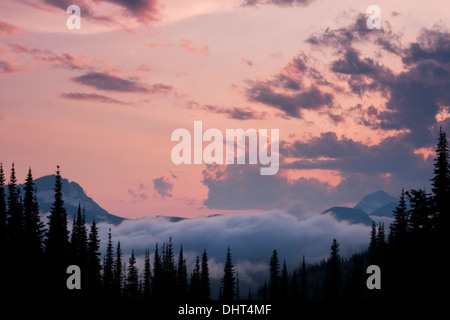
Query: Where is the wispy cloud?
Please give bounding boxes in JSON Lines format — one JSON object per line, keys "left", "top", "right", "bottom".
{"left": 0, "top": 60, "right": 22, "bottom": 74}
{"left": 180, "top": 39, "right": 210, "bottom": 55}
{"left": 0, "top": 19, "right": 20, "bottom": 36}
{"left": 203, "top": 105, "right": 266, "bottom": 120}
{"left": 61, "top": 92, "right": 129, "bottom": 105}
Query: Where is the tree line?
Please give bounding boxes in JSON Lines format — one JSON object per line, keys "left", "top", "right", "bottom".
{"left": 1, "top": 129, "right": 448, "bottom": 301}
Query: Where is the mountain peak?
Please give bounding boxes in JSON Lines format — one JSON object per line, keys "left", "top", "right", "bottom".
{"left": 16, "top": 174, "right": 125, "bottom": 225}
{"left": 353, "top": 190, "right": 397, "bottom": 214}
{"left": 322, "top": 207, "right": 373, "bottom": 226}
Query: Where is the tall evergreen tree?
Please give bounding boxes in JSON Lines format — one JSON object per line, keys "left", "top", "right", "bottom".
{"left": 300, "top": 255, "right": 308, "bottom": 300}
{"left": 190, "top": 255, "right": 201, "bottom": 299}
{"left": 431, "top": 127, "right": 450, "bottom": 233}
{"left": 45, "top": 166, "right": 69, "bottom": 262}
{"left": 126, "top": 250, "right": 139, "bottom": 300}
{"left": 23, "top": 168, "right": 45, "bottom": 259}
{"left": 143, "top": 248, "right": 152, "bottom": 300}
{"left": 389, "top": 189, "right": 409, "bottom": 244}
{"left": 324, "top": 239, "right": 341, "bottom": 300}
{"left": 87, "top": 220, "right": 102, "bottom": 296}
{"left": 280, "top": 260, "right": 289, "bottom": 300}
{"left": 70, "top": 204, "right": 87, "bottom": 267}
{"left": 162, "top": 238, "right": 177, "bottom": 298}
{"left": 221, "top": 247, "right": 235, "bottom": 300}
{"left": 200, "top": 249, "right": 211, "bottom": 300}
{"left": 6, "top": 163, "right": 23, "bottom": 251}
{"left": 406, "top": 189, "right": 433, "bottom": 234}
{"left": 269, "top": 250, "right": 280, "bottom": 300}
{"left": 113, "top": 241, "right": 123, "bottom": 298}
{"left": 152, "top": 243, "right": 162, "bottom": 299}
{"left": 103, "top": 228, "right": 115, "bottom": 295}
{"left": 0, "top": 163, "right": 7, "bottom": 248}
{"left": 177, "top": 245, "right": 188, "bottom": 300}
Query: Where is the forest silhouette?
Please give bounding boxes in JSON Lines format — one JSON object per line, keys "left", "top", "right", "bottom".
{"left": 0, "top": 129, "right": 448, "bottom": 302}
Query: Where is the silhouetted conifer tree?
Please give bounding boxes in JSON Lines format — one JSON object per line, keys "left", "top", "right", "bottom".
{"left": 6, "top": 163, "right": 23, "bottom": 252}
{"left": 70, "top": 205, "right": 87, "bottom": 266}
{"left": 143, "top": 248, "right": 152, "bottom": 300}
{"left": 324, "top": 239, "right": 341, "bottom": 300}
{"left": 269, "top": 249, "right": 280, "bottom": 300}
{"left": 103, "top": 228, "right": 115, "bottom": 295}
{"left": 280, "top": 260, "right": 289, "bottom": 300}
{"left": 45, "top": 166, "right": 69, "bottom": 262}
{"left": 87, "top": 220, "right": 101, "bottom": 296}
{"left": 23, "top": 168, "right": 45, "bottom": 259}
{"left": 221, "top": 247, "right": 235, "bottom": 300}
{"left": 126, "top": 250, "right": 139, "bottom": 300}
{"left": 152, "top": 243, "right": 162, "bottom": 299}
{"left": 431, "top": 127, "right": 450, "bottom": 233}
{"left": 190, "top": 255, "right": 201, "bottom": 299}
{"left": 300, "top": 255, "right": 308, "bottom": 300}
{"left": 113, "top": 241, "right": 123, "bottom": 298}
{"left": 177, "top": 245, "right": 188, "bottom": 300}
{"left": 0, "top": 163, "right": 6, "bottom": 249}
{"left": 200, "top": 250, "right": 211, "bottom": 300}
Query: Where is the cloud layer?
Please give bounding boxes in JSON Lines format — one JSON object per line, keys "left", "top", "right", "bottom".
{"left": 97, "top": 210, "right": 370, "bottom": 292}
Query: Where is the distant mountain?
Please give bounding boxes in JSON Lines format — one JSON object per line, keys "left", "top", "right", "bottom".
{"left": 321, "top": 190, "right": 399, "bottom": 226}
{"left": 321, "top": 207, "right": 373, "bottom": 226}
{"left": 354, "top": 190, "right": 397, "bottom": 215}
{"left": 370, "top": 202, "right": 396, "bottom": 218}
{"left": 12, "top": 175, "right": 125, "bottom": 225}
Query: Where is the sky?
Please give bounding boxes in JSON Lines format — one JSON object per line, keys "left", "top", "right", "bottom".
{"left": 2, "top": 0, "right": 450, "bottom": 219}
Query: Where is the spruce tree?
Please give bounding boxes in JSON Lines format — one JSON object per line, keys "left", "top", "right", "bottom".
{"left": 221, "top": 247, "right": 235, "bottom": 300}
{"left": 280, "top": 260, "right": 289, "bottom": 300}
{"left": 389, "top": 189, "right": 409, "bottom": 244}
{"left": 200, "top": 249, "right": 211, "bottom": 300}
{"left": 269, "top": 250, "right": 280, "bottom": 300}
{"left": 113, "top": 241, "right": 123, "bottom": 298}
{"left": 177, "top": 245, "right": 188, "bottom": 299}
{"left": 300, "top": 255, "right": 308, "bottom": 300}
{"left": 70, "top": 205, "right": 88, "bottom": 269}
{"left": 23, "top": 168, "right": 45, "bottom": 259}
{"left": 324, "top": 239, "right": 341, "bottom": 300}
{"left": 126, "top": 250, "right": 139, "bottom": 300}
{"left": 6, "top": 163, "right": 23, "bottom": 251}
{"left": 45, "top": 166, "right": 69, "bottom": 262}
{"left": 143, "top": 248, "right": 152, "bottom": 300}
{"left": 431, "top": 127, "right": 450, "bottom": 233}
{"left": 0, "top": 163, "right": 7, "bottom": 248}
{"left": 190, "top": 255, "right": 201, "bottom": 299}
{"left": 87, "top": 220, "right": 102, "bottom": 296}
{"left": 103, "top": 228, "right": 115, "bottom": 294}
{"left": 152, "top": 243, "right": 162, "bottom": 299}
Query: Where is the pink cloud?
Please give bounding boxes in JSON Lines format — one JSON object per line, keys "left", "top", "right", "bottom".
{"left": 0, "top": 60, "right": 22, "bottom": 74}
{"left": 241, "top": 57, "right": 254, "bottom": 66}
{"left": 146, "top": 42, "right": 174, "bottom": 50}
{"left": 180, "top": 39, "right": 210, "bottom": 55}
{"left": 0, "top": 19, "right": 20, "bottom": 37}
